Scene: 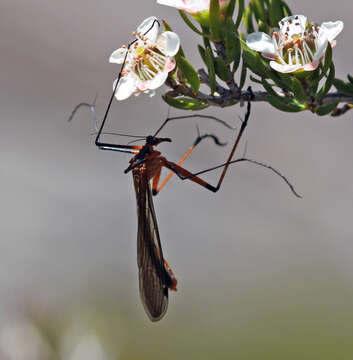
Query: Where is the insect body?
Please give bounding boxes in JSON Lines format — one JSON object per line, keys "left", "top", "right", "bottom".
{"left": 123, "top": 134, "right": 225, "bottom": 321}
{"left": 128, "top": 136, "right": 177, "bottom": 321}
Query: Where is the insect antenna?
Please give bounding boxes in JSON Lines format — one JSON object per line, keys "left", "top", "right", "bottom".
{"left": 68, "top": 93, "right": 99, "bottom": 130}
{"left": 127, "top": 138, "right": 147, "bottom": 145}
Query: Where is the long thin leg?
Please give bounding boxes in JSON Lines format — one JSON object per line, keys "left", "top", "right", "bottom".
{"left": 96, "top": 143, "right": 142, "bottom": 154}
{"left": 155, "top": 134, "right": 225, "bottom": 194}
{"left": 95, "top": 19, "right": 160, "bottom": 149}
{"left": 154, "top": 89, "right": 253, "bottom": 194}
{"left": 153, "top": 114, "right": 233, "bottom": 137}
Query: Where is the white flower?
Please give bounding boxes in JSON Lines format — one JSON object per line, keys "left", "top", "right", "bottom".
{"left": 247, "top": 15, "right": 344, "bottom": 73}
{"left": 109, "top": 16, "right": 180, "bottom": 100}
{"left": 157, "top": 0, "right": 229, "bottom": 14}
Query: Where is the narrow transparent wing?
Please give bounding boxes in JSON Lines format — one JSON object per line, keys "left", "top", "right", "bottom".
{"left": 133, "top": 171, "right": 173, "bottom": 321}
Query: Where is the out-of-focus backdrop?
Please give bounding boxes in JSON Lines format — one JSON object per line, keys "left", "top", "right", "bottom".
{"left": 1, "top": 1, "right": 353, "bottom": 359}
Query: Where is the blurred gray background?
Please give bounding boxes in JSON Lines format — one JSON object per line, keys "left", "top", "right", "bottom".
{"left": 1, "top": 0, "right": 353, "bottom": 359}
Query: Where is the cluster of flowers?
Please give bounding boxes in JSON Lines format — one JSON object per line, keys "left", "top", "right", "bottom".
{"left": 111, "top": 0, "right": 343, "bottom": 100}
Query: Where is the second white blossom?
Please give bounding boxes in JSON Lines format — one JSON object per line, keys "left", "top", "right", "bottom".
{"left": 246, "top": 15, "right": 344, "bottom": 73}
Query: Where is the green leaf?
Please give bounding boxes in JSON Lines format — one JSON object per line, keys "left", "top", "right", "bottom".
{"left": 209, "top": 0, "right": 222, "bottom": 41}
{"left": 267, "top": 95, "right": 306, "bottom": 112}
{"left": 198, "top": 44, "right": 207, "bottom": 64}
{"left": 292, "top": 77, "right": 310, "bottom": 103}
{"left": 306, "top": 67, "right": 321, "bottom": 95}
{"left": 251, "top": 0, "right": 265, "bottom": 22}
{"left": 275, "top": 72, "right": 292, "bottom": 90}
{"left": 249, "top": 75, "right": 262, "bottom": 84}
{"left": 316, "top": 63, "right": 335, "bottom": 100}
{"left": 242, "top": 43, "right": 290, "bottom": 89}
{"left": 318, "top": 44, "right": 332, "bottom": 81}
{"left": 239, "top": 62, "right": 247, "bottom": 89}
{"left": 214, "top": 58, "right": 231, "bottom": 82}
{"left": 242, "top": 44, "right": 268, "bottom": 77}
{"left": 224, "top": 18, "right": 240, "bottom": 67}
{"left": 204, "top": 47, "right": 216, "bottom": 93}
{"left": 235, "top": 0, "right": 245, "bottom": 29}
{"left": 175, "top": 54, "right": 200, "bottom": 93}
{"left": 263, "top": 78, "right": 306, "bottom": 112}
{"left": 232, "top": 32, "right": 241, "bottom": 71}
{"left": 163, "top": 96, "right": 209, "bottom": 110}
{"left": 178, "top": 10, "right": 203, "bottom": 36}
{"left": 347, "top": 74, "right": 353, "bottom": 84}
{"left": 242, "top": 5, "right": 254, "bottom": 33}
{"left": 269, "top": 0, "right": 284, "bottom": 27}
{"left": 281, "top": 1, "right": 292, "bottom": 16}
{"left": 315, "top": 101, "right": 339, "bottom": 116}
{"left": 333, "top": 78, "right": 353, "bottom": 96}
{"left": 201, "top": 25, "right": 211, "bottom": 49}
{"left": 225, "top": 0, "right": 236, "bottom": 18}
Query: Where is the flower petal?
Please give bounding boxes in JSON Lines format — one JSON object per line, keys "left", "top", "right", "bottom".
{"left": 319, "top": 21, "right": 344, "bottom": 43}
{"left": 270, "top": 61, "right": 302, "bottom": 73}
{"left": 156, "top": 0, "right": 183, "bottom": 7}
{"left": 246, "top": 32, "right": 276, "bottom": 55}
{"left": 313, "top": 37, "right": 328, "bottom": 61}
{"left": 157, "top": 0, "right": 210, "bottom": 13}
{"left": 109, "top": 48, "right": 128, "bottom": 64}
{"left": 136, "top": 16, "right": 159, "bottom": 43}
{"left": 157, "top": 31, "right": 180, "bottom": 56}
{"left": 149, "top": 71, "right": 168, "bottom": 89}
{"left": 140, "top": 71, "right": 168, "bottom": 91}
{"left": 164, "top": 58, "right": 176, "bottom": 72}
{"left": 113, "top": 77, "right": 137, "bottom": 100}
{"left": 262, "top": 53, "right": 278, "bottom": 60}
{"left": 302, "top": 61, "right": 319, "bottom": 71}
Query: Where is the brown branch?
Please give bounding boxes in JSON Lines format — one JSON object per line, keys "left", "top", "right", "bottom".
{"left": 165, "top": 68, "right": 353, "bottom": 116}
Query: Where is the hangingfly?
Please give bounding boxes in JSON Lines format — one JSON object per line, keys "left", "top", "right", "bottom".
{"left": 70, "top": 15, "right": 300, "bottom": 321}
{"left": 93, "top": 105, "right": 253, "bottom": 321}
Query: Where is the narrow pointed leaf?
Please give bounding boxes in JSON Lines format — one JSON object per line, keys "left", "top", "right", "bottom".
{"left": 347, "top": 74, "right": 353, "bottom": 84}
{"left": 319, "top": 44, "right": 332, "bottom": 81}
{"left": 242, "top": 44, "right": 268, "bottom": 77}
{"left": 201, "top": 25, "right": 211, "bottom": 49}
{"left": 315, "top": 101, "right": 339, "bottom": 116}
{"left": 249, "top": 75, "right": 262, "bottom": 84}
{"left": 198, "top": 44, "right": 207, "bottom": 64}
{"left": 263, "top": 78, "right": 306, "bottom": 112}
{"left": 226, "top": 0, "right": 236, "bottom": 18}
{"left": 239, "top": 61, "right": 247, "bottom": 89}
{"left": 251, "top": 0, "right": 265, "bottom": 22}
{"left": 316, "top": 63, "right": 335, "bottom": 100}
{"left": 225, "top": 18, "right": 240, "bottom": 66}
{"left": 163, "top": 95, "right": 209, "bottom": 110}
{"left": 214, "top": 58, "right": 231, "bottom": 82}
{"left": 242, "top": 5, "right": 254, "bottom": 34}
{"left": 333, "top": 78, "right": 353, "bottom": 96}
{"left": 175, "top": 54, "right": 200, "bottom": 93}
{"left": 210, "top": 0, "right": 222, "bottom": 41}
{"left": 204, "top": 47, "right": 216, "bottom": 93}
{"left": 269, "top": 0, "right": 284, "bottom": 27}
{"left": 235, "top": 0, "right": 245, "bottom": 29}
{"left": 281, "top": 1, "right": 292, "bottom": 16}
{"left": 292, "top": 77, "right": 310, "bottom": 103}
{"left": 267, "top": 95, "right": 306, "bottom": 112}
{"left": 178, "top": 10, "right": 203, "bottom": 35}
